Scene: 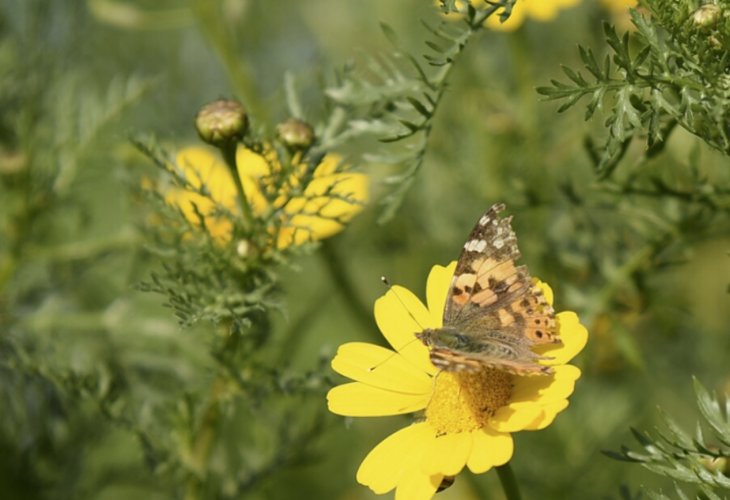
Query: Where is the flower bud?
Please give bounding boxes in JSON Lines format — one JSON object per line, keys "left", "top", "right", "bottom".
{"left": 236, "top": 239, "right": 250, "bottom": 257}
{"left": 692, "top": 4, "right": 722, "bottom": 28}
{"left": 195, "top": 99, "right": 249, "bottom": 146}
{"left": 276, "top": 118, "right": 315, "bottom": 150}
{"left": 701, "top": 456, "right": 729, "bottom": 475}
{"left": 698, "top": 444, "right": 729, "bottom": 474}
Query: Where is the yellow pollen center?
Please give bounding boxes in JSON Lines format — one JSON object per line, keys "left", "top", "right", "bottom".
{"left": 425, "top": 369, "right": 513, "bottom": 435}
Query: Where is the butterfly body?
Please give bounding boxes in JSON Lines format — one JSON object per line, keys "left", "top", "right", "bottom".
{"left": 417, "top": 203, "right": 560, "bottom": 375}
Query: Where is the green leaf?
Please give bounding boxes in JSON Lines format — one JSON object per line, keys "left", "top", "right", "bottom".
{"left": 425, "top": 40, "right": 447, "bottom": 53}
{"left": 557, "top": 92, "right": 586, "bottom": 113}
{"left": 407, "top": 96, "right": 432, "bottom": 118}
{"left": 694, "top": 377, "right": 730, "bottom": 439}
{"left": 379, "top": 22, "right": 399, "bottom": 46}
{"left": 562, "top": 65, "right": 587, "bottom": 86}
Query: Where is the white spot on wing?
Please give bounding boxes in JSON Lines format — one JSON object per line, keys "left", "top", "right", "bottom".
{"left": 479, "top": 215, "right": 490, "bottom": 226}
{"left": 465, "top": 239, "right": 488, "bottom": 252}
{"left": 493, "top": 239, "right": 505, "bottom": 249}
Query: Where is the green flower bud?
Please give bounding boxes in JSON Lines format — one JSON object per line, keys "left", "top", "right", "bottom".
{"left": 195, "top": 99, "right": 249, "bottom": 146}
{"left": 702, "top": 456, "right": 729, "bottom": 474}
{"left": 236, "top": 239, "right": 250, "bottom": 257}
{"left": 692, "top": 4, "right": 722, "bottom": 28}
{"left": 276, "top": 118, "right": 315, "bottom": 150}
{"left": 700, "top": 446, "right": 729, "bottom": 475}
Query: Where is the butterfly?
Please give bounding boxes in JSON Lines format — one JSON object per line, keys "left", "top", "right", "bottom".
{"left": 415, "top": 203, "right": 561, "bottom": 375}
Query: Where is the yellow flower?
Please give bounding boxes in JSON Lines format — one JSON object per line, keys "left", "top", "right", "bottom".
{"left": 485, "top": 0, "right": 581, "bottom": 31}
{"left": 327, "top": 262, "right": 588, "bottom": 499}
{"left": 440, "top": 0, "right": 581, "bottom": 31}
{"left": 165, "top": 146, "right": 368, "bottom": 248}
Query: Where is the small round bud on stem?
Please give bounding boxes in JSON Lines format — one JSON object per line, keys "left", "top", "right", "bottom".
{"left": 276, "top": 118, "right": 315, "bottom": 150}
{"left": 692, "top": 4, "right": 722, "bottom": 28}
{"left": 195, "top": 99, "right": 249, "bottom": 146}
{"left": 700, "top": 454, "right": 728, "bottom": 475}
{"left": 236, "top": 239, "right": 250, "bottom": 257}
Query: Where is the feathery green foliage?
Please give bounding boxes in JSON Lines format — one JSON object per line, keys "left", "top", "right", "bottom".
{"left": 606, "top": 379, "right": 730, "bottom": 498}
{"left": 326, "top": 0, "right": 516, "bottom": 222}
{"left": 538, "top": 1, "right": 730, "bottom": 178}
{"left": 1, "top": 0, "right": 730, "bottom": 499}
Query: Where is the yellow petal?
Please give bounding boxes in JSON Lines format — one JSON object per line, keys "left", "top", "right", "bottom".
{"left": 394, "top": 468, "right": 441, "bottom": 500}
{"left": 176, "top": 146, "right": 238, "bottom": 204}
{"left": 305, "top": 171, "right": 368, "bottom": 203}
{"left": 176, "top": 147, "right": 219, "bottom": 189}
{"left": 426, "top": 262, "right": 456, "bottom": 327}
{"left": 554, "top": 0, "right": 581, "bottom": 7}
{"left": 327, "top": 382, "right": 429, "bottom": 416}
{"left": 374, "top": 287, "right": 437, "bottom": 375}
{"left": 467, "top": 428, "right": 514, "bottom": 473}
{"left": 277, "top": 168, "right": 367, "bottom": 247}
{"left": 510, "top": 365, "right": 581, "bottom": 404}
{"left": 539, "top": 311, "right": 588, "bottom": 365}
{"left": 235, "top": 146, "right": 271, "bottom": 177}
{"left": 331, "top": 342, "right": 433, "bottom": 394}
{"left": 277, "top": 213, "right": 342, "bottom": 247}
{"left": 312, "top": 153, "right": 343, "bottom": 176}
{"left": 489, "top": 401, "right": 543, "bottom": 432}
{"left": 171, "top": 146, "right": 272, "bottom": 245}
{"left": 484, "top": 1, "right": 527, "bottom": 31}
{"left": 357, "top": 422, "right": 433, "bottom": 494}
{"left": 165, "top": 189, "right": 234, "bottom": 243}
{"left": 421, "top": 431, "right": 472, "bottom": 476}
{"left": 523, "top": 399, "right": 570, "bottom": 431}
{"left": 239, "top": 175, "right": 268, "bottom": 215}
{"left": 524, "top": 1, "right": 561, "bottom": 20}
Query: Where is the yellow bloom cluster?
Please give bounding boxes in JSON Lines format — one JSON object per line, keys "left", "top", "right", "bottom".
{"left": 441, "top": 0, "right": 639, "bottom": 30}
{"left": 165, "top": 146, "right": 368, "bottom": 248}
{"left": 485, "top": 0, "right": 581, "bottom": 31}
{"left": 441, "top": 0, "right": 580, "bottom": 31}
{"left": 328, "top": 262, "right": 588, "bottom": 499}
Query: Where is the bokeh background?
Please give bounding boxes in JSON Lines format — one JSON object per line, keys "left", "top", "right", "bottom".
{"left": 1, "top": 0, "right": 729, "bottom": 499}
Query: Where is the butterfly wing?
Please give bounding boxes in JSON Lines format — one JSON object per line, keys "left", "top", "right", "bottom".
{"left": 428, "top": 347, "right": 552, "bottom": 375}
{"left": 427, "top": 203, "right": 560, "bottom": 374}
{"left": 422, "top": 326, "right": 553, "bottom": 374}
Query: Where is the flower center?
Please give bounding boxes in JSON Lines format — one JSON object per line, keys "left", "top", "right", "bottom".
{"left": 425, "top": 369, "right": 513, "bottom": 435}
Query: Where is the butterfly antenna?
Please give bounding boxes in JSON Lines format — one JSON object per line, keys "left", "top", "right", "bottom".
{"left": 380, "top": 276, "right": 425, "bottom": 330}
{"left": 367, "top": 277, "right": 427, "bottom": 373}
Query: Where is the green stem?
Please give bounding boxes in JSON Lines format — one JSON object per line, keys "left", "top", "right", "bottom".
{"left": 319, "top": 240, "right": 379, "bottom": 340}
{"left": 185, "top": 325, "right": 240, "bottom": 500}
{"left": 585, "top": 241, "right": 656, "bottom": 326}
{"left": 510, "top": 28, "right": 538, "bottom": 159}
{"left": 496, "top": 463, "right": 523, "bottom": 500}
{"left": 275, "top": 288, "right": 329, "bottom": 365}
{"left": 220, "top": 142, "right": 255, "bottom": 232}
{"left": 190, "top": 0, "right": 266, "bottom": 123}
{"left": 184, "top": 378, "right": 224, "bottom": 500}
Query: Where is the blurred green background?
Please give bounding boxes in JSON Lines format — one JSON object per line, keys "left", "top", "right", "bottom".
{"left": 1, "top": 0, "right": 729, "bottom": 499}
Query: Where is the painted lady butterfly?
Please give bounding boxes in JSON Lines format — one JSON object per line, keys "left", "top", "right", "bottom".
{"left": 416, "top": 203, "right": 561, "bottom": 375}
